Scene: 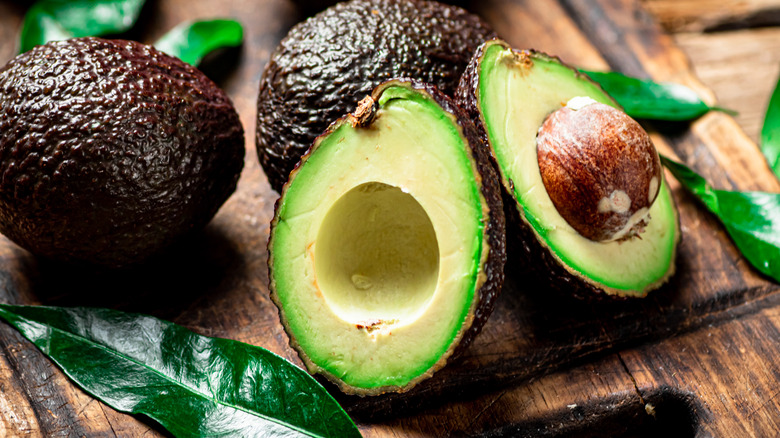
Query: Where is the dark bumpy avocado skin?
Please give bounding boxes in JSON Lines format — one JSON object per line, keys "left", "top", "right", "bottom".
{"left": 455, "top": 41, "right": 679, "bottom": 299}
{"left": 292, "top": 0, "right": 468, "bottom": 17}
{"left": 256, "top": 0, "right": 496, "bottom": 192}
{"left": 270, "top": 79, "right": 505, "bottom": 394}
{"left": 0, "top": 38, "right": 244, "bottom": 268}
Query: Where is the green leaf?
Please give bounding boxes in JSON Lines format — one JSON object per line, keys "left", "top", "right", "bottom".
{"left": 761, "top": 71, "right": 780, "bottom": 178}
{"left": 0, "top": 304, "right": 361, "bottom": 438}
{"left": 154, "top": 19, "right": 243, "bottom": 66}
{"left": 20, "top": 0, "right": 147, "bottom": 53}
{"left": 661, "top": 156, "right": 780, "bottom": 282}
{"left": 581, "top": 70, "right": 734, "bottom": 121}
{"left": 19, "top": 5, "right": 72, "bottom": 53}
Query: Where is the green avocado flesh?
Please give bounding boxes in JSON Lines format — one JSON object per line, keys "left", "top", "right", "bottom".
{"left": 478, "top": 42, "right": 678, "bottom": 295}
{"left": 270, "top": 85, "right": 486, "bottom": 392}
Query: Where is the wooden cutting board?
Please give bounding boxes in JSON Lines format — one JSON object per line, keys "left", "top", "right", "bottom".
{"left": 1, "top": 0, "right": 779, "bottom": 436}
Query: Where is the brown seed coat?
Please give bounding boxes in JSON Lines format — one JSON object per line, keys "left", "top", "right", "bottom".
{"left": 536, "top": 101, "right": 662, "bottom": 242}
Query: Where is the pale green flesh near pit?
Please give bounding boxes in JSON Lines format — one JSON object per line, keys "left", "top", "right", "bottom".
{"left": 479, "top": 42, "right": 678, "bottom": 293}
{"left": 271, "top": 85, "right": 484, "bottom": 391}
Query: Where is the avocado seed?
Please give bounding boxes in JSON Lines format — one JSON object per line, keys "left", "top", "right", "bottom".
{"left": 536, "top": 97, "right": 662, "bottom": 242}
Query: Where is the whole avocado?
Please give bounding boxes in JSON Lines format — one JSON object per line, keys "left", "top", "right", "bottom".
{"left": 0, "top": 38, "right": 245, "bottom": 268}
{"left": 256, "top": 0, "right": 496, "bottom": 191}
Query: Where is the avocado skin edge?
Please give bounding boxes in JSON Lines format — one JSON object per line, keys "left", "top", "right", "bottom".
{"left": 267, "top": 79, "right": 506, "bottom": 395}
{"left": 256, "top": 0, "right": 496, "bottom": 192}
{"left": 0, "top": 38, "right": 245, "bottom": 269}
{"left": 454, "top": 40, "right": 680, "bottom": 299}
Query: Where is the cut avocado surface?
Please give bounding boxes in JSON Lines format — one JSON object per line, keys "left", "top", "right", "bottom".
{"left": 269, "top": 80, "right": 505, "bottom": 395}
{"left": 457, "top": 40, "right": 679, "bottom": 297}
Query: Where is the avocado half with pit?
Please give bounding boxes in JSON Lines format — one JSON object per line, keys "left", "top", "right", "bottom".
{"left": 268, "top": 79, "right": 505, "bottom": 395}
{"left": 456, "top": 40, "right": 680, "bottom": 298}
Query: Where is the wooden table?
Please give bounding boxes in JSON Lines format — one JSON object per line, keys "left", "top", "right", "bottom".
{"left": 1, "top": 0, "right": 780, "bottom": 436}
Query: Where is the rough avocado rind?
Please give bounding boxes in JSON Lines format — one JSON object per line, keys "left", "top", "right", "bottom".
{"left": 256, "top": 0, "right": 496, "bottom": 192}
{"left": 456, "top": 39, "right": 679, "bottom": 298}
{"left": 0, "top": 38, "right": 244, "bottom": 268}
{"left": 268, "top": 79, "right": 505, "bottom": 395}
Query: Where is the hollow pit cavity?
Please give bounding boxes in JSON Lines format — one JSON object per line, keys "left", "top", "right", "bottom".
{"left": 315, "top": 182, "right": 439, "bottom": 328}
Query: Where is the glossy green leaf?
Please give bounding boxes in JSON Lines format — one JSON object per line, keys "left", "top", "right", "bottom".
{"left": 582, "top": 70, "right": 734, "bottom": 121}
{"left": 0, "top": 304, "right": 361, "bottom": 438}
{"left": 20, "top": 0, "right": 147, "bottom": 53}
{"left": 154, "top": 19, "right": 243, "bottom": 67}
{"left": 661, "top": 156, "right": 780, "bottom": 282}
{"left": 760, "top": 71, "right": 780, "bottom": 178}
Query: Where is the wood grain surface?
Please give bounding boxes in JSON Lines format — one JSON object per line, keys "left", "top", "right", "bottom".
{"left": 641, "top": 0, "right": 780, "bottom": 146}
{"left": 1, "top": 0, "right": 779, "bottom": 436}
{"left": 643, "top": 0, "right": 780, "bottom": 32}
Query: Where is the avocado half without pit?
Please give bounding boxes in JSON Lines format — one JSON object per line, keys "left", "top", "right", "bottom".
{"left": 268, "top": 79, "right": 505, "bottom": 395}
{"left": 456, "top": 39, "right": 680, "bottom": 298}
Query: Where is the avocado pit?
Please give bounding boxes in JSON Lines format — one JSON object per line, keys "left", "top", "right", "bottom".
{"left": 536, "top": 98, "right": 662, "bottom": 242}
